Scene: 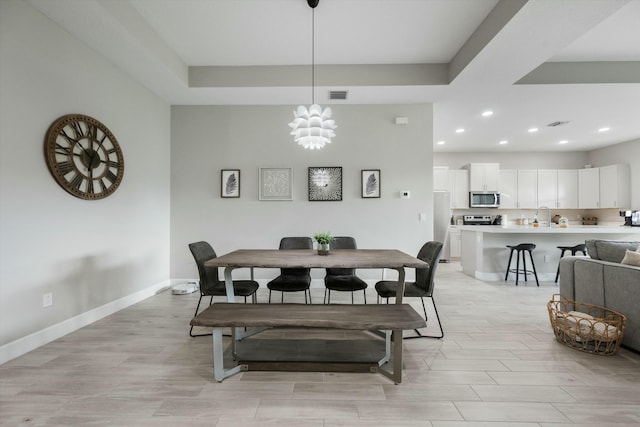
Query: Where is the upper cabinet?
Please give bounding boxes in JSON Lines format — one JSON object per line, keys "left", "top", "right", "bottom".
{"left": 432, "top": 167, "right": 468, "bottom": 209}
{"left": 449, "top": 169, "right": 469, "bottom": 209}
{"left": 557, "top": 169, "right": 578, "bottom": 209}
{"left": 498, "top": 169, "right": 517, "bottom": 209}
{"left": 516, "top": 170, "right": 538, "bottom": 209}
{"left": 466, "top": 163, "right": 499, "bottom": 191}
{"left": 537, "top": 169, "right": 558, "bottom": 208}
{"left": 599, "top": 164, "right": 630, "bottom": 208}
{"left": 578, "top": 168, "right": 600, "bottom": 208}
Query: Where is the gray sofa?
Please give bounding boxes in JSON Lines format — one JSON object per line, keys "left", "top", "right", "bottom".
{"left": 559, "top": 239, "right": 640, "bottom": 353}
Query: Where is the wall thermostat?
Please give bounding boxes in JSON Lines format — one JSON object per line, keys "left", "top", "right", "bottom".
{"left": 401, "top": 191, "right": 411, "bottom": 199}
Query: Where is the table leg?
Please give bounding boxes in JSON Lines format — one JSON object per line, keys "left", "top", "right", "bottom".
{"left": 376, "top": 328, "right": 404, "bottom": 384}
{"left": 223, "top": 267, "right": 237, "bottom": 303}
{"left": 212, "top": 327, "right": 246, "bottom": 382}
{"left": 393, "top": 268, "right": 406, "bottom": 304}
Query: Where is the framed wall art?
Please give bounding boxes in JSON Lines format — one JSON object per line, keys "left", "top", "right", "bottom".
{"left": 221, "top": 169, "right": 240, "bottom": 198}
{"left": 308, "top": 167, "right": 342, "bottom": 201}
{"left": 361, "top": 169, "right": 381, "bottom": 198}
{"left": 259, "top": 167, "right": 293, "bottom": 201}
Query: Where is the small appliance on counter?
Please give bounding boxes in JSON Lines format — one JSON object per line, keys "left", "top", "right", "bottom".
{"left": 463, "top": 215, "right": 492, "bottom": 225}
{"left": 492, "top": 214, "right": 503, "bottom": 225}
{"left": 620, "top": 210, "right": 640, "bottom": 226}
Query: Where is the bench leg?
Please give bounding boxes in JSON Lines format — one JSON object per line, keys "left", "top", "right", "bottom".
{"left": 212, "top": 327, "right": 246, "bottom": 382}
{"left": 376, "top": 329, "right": 404, "bottom": 384}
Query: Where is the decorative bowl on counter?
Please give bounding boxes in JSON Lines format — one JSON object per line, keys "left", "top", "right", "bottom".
{"left": 583, "top": 217, "right": 598, "bottom": 226}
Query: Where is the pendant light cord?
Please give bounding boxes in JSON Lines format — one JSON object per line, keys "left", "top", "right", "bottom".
{"left": 311, "top": 6, "right": 315, "bottom": 105}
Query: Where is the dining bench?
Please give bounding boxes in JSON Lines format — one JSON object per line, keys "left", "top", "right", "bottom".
{"left": 190, "top": 302, "right": 426, "bottom": 383}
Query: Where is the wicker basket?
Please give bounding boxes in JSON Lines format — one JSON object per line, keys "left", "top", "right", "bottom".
{"left": 547, "top": 294, "right": 627, "bottom": 355}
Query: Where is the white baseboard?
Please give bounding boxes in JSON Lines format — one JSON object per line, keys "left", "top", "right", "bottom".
{"left": 0, "top": 279, "right": 171, "bottom": 365}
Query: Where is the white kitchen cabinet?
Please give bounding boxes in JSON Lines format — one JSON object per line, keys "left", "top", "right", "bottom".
{"left": 433, "top": 166, "right": 449, "bottom": 191}
{"left": 448, "top": 169, "right": 469, "bottom": 209}
{"left": 467, "top": 163, "right": 499, "bottom": 191}
{"left": 517, "top": 170, "right": 538, "bottom": 208}
{"left": 537, "top": 169, "right": 558, "bottom": 208}
{"left": 557, "top": 169, "right": 578, "bottom": 209}
{"left": 578, "top": 167, "right": 600, "bottom": 208}
{"left": 599, "top": 164, "right": 630, "bottom": 208}
{"left": 449, "top": 228, "right": 461, "bottom": 259}
{"left": 498, "top": 169, "right": 518, "bottom": 209}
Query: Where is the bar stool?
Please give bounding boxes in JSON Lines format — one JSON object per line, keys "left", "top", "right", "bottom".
{"left": 555, "top": 244, "right": 587, "bottom": 282}
{"left": 504, "top": 243, "right": 539, "bottom": 286}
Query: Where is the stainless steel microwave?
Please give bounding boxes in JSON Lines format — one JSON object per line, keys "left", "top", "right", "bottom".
{"left": 469, "top": 191, "right": 500, "bottom": 208}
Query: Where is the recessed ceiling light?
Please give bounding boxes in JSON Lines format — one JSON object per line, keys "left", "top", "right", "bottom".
{"left": 528, "top": 128, "right": 539, "bottom": 133}
{"left": 499, "top": 140, "right": 508, "bottom": 145}
{"left": 481, "top": 110, "right": 493, "bottom": 117}
{"left": 598, "top": 127, "right": 610, "bottom": 132}
{"left": 437, "top": 140, "right": 446, "bottom": 145}
{"left": 559, "top": 140, "right": 568, "bottom": 145}
{"left": 455, "top": 128, "right": 465, "bottom": 133}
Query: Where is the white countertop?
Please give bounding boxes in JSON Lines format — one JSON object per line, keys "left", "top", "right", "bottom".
{"left": 457, "top": 225, "right": 640, "bottom": 234}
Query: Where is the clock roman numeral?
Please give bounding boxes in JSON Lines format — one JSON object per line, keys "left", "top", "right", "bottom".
{"left": 108, "top": 160, "right": 119, "bottom": 168}
{"left": 87, "top": 179, "right": 95, "bottom": 195}
{"left": 59, "top": 129, "right": 78, "bottom": 145}
{"left": 71, "top": 121, "right": 85, "bottom": 138}
{"left": 99, "top": 179, "right": 108, "bottom": 193}
{"left": 70, "top": 174, "right": 84, "bottom": 191}
{"left": 105, "top": 170, "right": 118, "bottom": 184}
{"left": 55, "top": 143, "right": 71, "bottom": 156}
{"left": 56, "top": 161, "right": 74, "bottom": 176}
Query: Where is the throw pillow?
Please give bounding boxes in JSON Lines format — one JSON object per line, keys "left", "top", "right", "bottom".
{"left": 620, "top": 249, "right": 640, "bottom": 267}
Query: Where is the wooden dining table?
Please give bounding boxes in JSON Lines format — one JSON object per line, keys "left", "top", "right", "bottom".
{"left": 204, "top": 248, "right": 429, "bottom": 304}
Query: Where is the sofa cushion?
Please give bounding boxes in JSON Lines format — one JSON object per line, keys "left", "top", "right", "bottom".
{"left": 585, "top": 239, "right": 640, "bottom": 263}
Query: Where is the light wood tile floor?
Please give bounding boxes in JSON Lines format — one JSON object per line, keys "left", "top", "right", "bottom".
{"left": 2, "top": 262, "right": 640, "bottom": 426}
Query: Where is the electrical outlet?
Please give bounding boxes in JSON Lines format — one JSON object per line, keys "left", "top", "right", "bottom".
{"left": 43, "top": 292, "right": 53, "bottom": 308}
{"left": 419, "top": 212, "right": 427, "bottom": 222}
{"left": 544, "top": 255, "right": 551, "bottom": 263}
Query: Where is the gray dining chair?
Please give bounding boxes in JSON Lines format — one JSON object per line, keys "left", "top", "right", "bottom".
{"left": 188, "top": 241, "right": 259, "bottom": 337}
{"left": 266, "top": 237, "right": 313, "bottom": 303}
{"left": 374, "top": 241, "right": 444, "bottom": 339}
{"left": 323, "top": 236, "right": 368, "bottom": 303}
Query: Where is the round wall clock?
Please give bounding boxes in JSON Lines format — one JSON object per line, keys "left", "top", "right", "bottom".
{"left": 44, "top": 114, "right": 124, "bottom": 200}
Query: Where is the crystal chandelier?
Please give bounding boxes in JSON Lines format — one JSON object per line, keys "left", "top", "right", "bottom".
{"left": 288, "top": 0, "right": 336, "bottom": 150}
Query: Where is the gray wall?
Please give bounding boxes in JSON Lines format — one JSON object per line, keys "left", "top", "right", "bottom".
{"left": 0, "top": 1, "right": 171, "bottom": 357}
{"left": 170, "top": 104, "right": 434, "bottom": 283}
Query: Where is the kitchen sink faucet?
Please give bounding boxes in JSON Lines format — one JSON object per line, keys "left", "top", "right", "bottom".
{"left": 537, "top": 206, "right": 551, "bottom": 227}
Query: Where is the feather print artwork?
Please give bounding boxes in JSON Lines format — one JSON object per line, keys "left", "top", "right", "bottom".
{"left": 365, "top": 173, "right": 378, "bottom": 195}
{"left": 225, "top": 173, "right": 237, "bottom": 195}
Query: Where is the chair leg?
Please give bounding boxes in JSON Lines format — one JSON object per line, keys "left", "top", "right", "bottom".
{"left": 307, "top": 289, "right": 312, "bottom": 304}
{"left": 405, "top": 296, "right": 444, "bottom": 340}
{"left": 351, "top": 291, "right": 354, "bottom": 304}
{"left": 324, "top": 288, "right": 328, "bottom": 304}
{"left": 515, "top": 250, "right": 520, "bottom": 286}
{"left": 268, "top": 290, "right": 272, "bottom": 303}
{"left": 363, "top": 289, "right": 367, "bottom": 304}
{"left": 505, "top": 249, "right": 514, "bottom": 281}
{"left": 529, "top": 250, "right": 540, "bottom": 286}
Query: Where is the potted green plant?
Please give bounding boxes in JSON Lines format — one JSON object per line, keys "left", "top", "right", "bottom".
{"left": 313, "top": 232, "right": 334, "bottom": 255}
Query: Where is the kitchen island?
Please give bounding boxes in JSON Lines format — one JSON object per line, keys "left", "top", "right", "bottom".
{"left": 460, "top": 225, "right": 640, "bottom": 282}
